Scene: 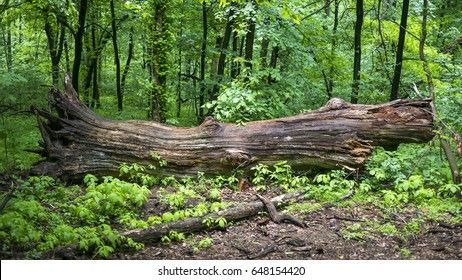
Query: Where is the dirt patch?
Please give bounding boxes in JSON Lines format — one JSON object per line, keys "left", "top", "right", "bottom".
{"left": 117, "top": 194, "right": 462, "bottom": 260}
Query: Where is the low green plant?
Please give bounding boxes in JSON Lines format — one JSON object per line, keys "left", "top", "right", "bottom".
{"left": 119, "top": 163, "right": 158, "bottom": 187}
{"left": 0, "top": 175, "right": 145, "bottom": 258}
{"left": 197, "top": 237, "right": 213, "bottom": 249}
{"left": 307, "top": 170, "right": 354, "bottom": 203}
{"left": 161, "top": 230, "right": 186, "bottom": 243}
{"left": 403, "top": 218, "right": 423, "bottom": 237}
{"left": 400, "top": 247, "right": 412, "bottom": 258}
{"left": 285, "top": 202, "right": 322, "bottom": 214}
{"left": 340, "top": 223, "right": 368, "bottom": 241}
{"left": 377, "top": 222, "right": 399, "bottom": 236}
{"left": 192, "top": 237, "right": 214, "bottom": 253}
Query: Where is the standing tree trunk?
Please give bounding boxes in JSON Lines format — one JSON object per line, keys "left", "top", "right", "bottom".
{"left": 244, "top": 1, "right": 256, "bottom": 71}
{"left": 32, "top": 79, "right": 434, "bottom": 180}
{"left": 389, "top": 0, "right": 410, "bottom": 101}
{"left": 267, "top": 45, "right": 279, "bottom": 84}
{"left": 260, "top": 37, "right": 269, "bottom": 69}
{"left": 210, "top": 8, "right": 234, "bottom": 101}
{"left": 71, "top": 0, "right": 89, "bottom": 94}
{"left": 1, "top": 24, "right": 12, "bottom": 72}
{"left": 351, "top": 0, "right": 363, "bottom": 104}
{"left": 64, "top": 37, "right": 71, "bottom": 73}
{"left": 149, "top": 0, "right": 170, "bottom": 122}
{"left": 44, "top": 20, "right": 65, "bottom": 86}
{"left": 120, "top": 29, "right": 134, "bottom": 104}
{"left": 83, "top": 23, "right": 96, "bottom": 105}
{"left": 199, "top": 1, "right": 208, "bottom": 120}
{"left": 110, "top": 0, "right": 122, "bottom": 111}
{"left": 1, "top": 0, "right": 12, "bottom": 72}
{"left": 327, "top": 0, "right": 339, "bottom": 98}
{"left": 377, "top": 0, "right": 392, "bottom": 84}
{"left": 231, "top": 31, "right": 239, "bottom": 79}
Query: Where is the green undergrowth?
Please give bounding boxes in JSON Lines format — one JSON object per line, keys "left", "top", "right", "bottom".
{"left": 0, "top": 143, "right": 461, "bottom": 259}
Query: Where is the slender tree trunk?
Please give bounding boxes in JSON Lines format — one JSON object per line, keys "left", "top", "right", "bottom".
{"left": 64, "top": 38, "right": 71, "bottom": 73}
{"left": 92, "top": 57, "right": 100, "bottom": 109}
{"left": 44, "top": 20, "right": 65, "bottom": 86}
{"left": 351, "top": 0, "right": 363, "bottom": 104}
{"left": 237, "top": 34, "right": 245, "bottom": 76}
{"left": 110, "top": 0, "right": 122, "bottom": 111}
{"left": 267, "top": 45, "right": 279, "bottom": 84}
{"left": 1, "top": 0, "right": 12, "bottom": 72}
{"left": 4, "top": 24, "right": 12, "bottom": 72}
{"left": 231, "top": 31, "right": 239, "bottom": 78}
{"left": 327, "top": 0, "right": 339, "bottom": 98}
{"left": 377, "top": 0, "right": 392, "bottom": 83}
{"left": 324, "top": 0, "right": 331, "bottom": 16}
{"left": 210, "top": 8, "right": 234, "bottom": 101}
{"left": 199, "top": 1, "right": 207, "bottom": 120}
{"left": 244, "top": 5, "right": 256, "bottom": 71}
{"left": 83, "top": 24, "right": 96, "bottom": 105}
{"left": 260, "top": 38, "right": 269, "bottom": 69}
{"left": 121, "top": 28, "right": 134, "bottom": 100}
{"left": 71, "top": 0, "right": 89, "bottom": 94}
{"left": 389, "top": 0, "right": 409, "bottom": 101}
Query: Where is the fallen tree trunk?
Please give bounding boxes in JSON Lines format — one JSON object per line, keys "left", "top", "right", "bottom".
{"left": 32, "top": 77, "right": 434, "bottom": 179}
{"left": 124, "top": 191, "right": 303, "bottom": 243}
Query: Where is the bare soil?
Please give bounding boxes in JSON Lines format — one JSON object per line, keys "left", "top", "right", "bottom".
{"left": 116, "top": 190, "right": 462, "bottom": 260}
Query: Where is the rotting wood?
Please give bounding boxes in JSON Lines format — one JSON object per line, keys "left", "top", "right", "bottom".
{"left": 31, "top": 76, "right": 434, "bottom": 179}
{"left": 124, "top": 191, "right": 303, "bottom": 243}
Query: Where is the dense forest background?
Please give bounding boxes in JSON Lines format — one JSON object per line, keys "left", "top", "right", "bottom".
{"left": 0, "top": 0, "right": 461, "bottom": 260}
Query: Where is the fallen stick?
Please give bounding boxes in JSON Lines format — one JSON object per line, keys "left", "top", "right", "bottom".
{"left": 124, "top": 191, "right": 304, "bottom": 243}
{"left": 256, "top": 194, "right": 305, "bottom": 228}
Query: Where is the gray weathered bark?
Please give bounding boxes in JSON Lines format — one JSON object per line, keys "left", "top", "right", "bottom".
{"left": 31, "top": 77, "right": 434, "bottom": 180}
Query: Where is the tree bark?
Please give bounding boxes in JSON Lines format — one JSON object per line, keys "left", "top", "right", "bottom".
{"left": 121, "top": 28, "right": 134, "bottom": 101}
{"left": 327, "top": 0, "right": 339, "bottom": 99}
{"left": 231, "top": 30, "right": 239, "bottom": 79}
{"left": 1, "top": 0, "right": 12, "bottom": 72}
{"left": 377, "top": 0, "right": 392, "bottom": 84}
{"left": 71, "top": 0, "right": 89, "bottom": 94}
{"left": 260, "top": 37, "right": 269, "bottom": 69}
{"left": 244, "top": 2, "right": 256, "bottom": 71}
{"left": 44, "top": 20, "right": 65, "bottom": 86}
{"left": 110, "top": 0, "right": 123, "bottom": 112}
{"left": 389, "top": 0, "right": 410, "bottom": 101}
{"left": 149, "top": 0, "right": 169, "bottom": 122}
{"left": 351, "top": 0, "right": 363, "bottom": 104}
{"left": 199, "top": 1, "right": 207, "bottom": 120}
{"left": 267, "top": 45, "right": 279, "bottom": 84}
{"left": 210, "top": 8, "right": 234, "bottom": 101}
{"left": 31, "top": 77, "right": 434, "bottom": 180}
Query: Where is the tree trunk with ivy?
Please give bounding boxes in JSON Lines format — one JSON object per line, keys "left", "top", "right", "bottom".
{"left": 31, "top": 76, "right": 434, "bottom": 180}
{"left": 148, "top": 0, "right": 170, "bottom": 122}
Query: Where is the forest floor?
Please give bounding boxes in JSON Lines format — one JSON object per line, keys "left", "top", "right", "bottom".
{"left": 117, "top": 189, "right": 462, "bottom": 260}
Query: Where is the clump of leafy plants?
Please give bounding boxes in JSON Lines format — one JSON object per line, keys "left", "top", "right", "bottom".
{"left": 0, "top": 175, "right": 147, "bottom": 258}
{"left": 360, "top": 144, "right": 462, "bottom": 218}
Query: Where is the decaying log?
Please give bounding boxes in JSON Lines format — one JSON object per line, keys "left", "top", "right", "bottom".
{"left": 124, "top": 191, "right": 303, "bottom": 243}
{"left": 31, "top": 76, "right": 434, "bottom": 179}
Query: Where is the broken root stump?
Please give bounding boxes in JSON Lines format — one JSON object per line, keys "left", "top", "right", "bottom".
{"left": 124, "top": 191, "right": 303, "bottom": 243}
{"left": 31, "top": 77, "right": 434, "bottom": 179}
